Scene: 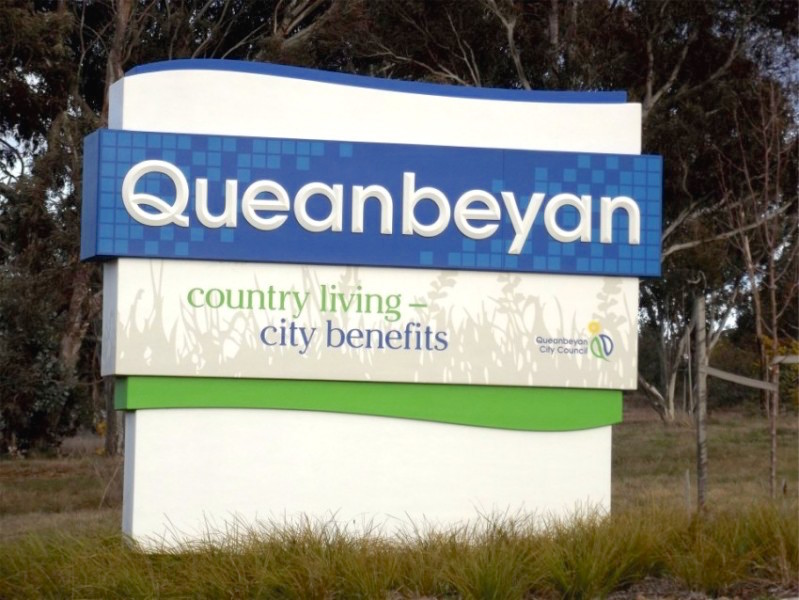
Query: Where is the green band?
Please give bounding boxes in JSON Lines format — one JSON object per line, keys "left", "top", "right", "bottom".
{"left": 116, "top": 376, "right": 621, "bottom": 431}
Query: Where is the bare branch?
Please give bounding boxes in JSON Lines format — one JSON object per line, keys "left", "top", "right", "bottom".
{"left": 708, "top": 286, "right": 739, "bottom": 352}
{"left": 774, "top": 239, "right": 799, "bottom": 285}
{"left": 672, "top": 29, "right": 744, "bottom": 104}
{"left": 549, "top": 0, "right": 559, "bottom": 47}
{"left": 367, "top": 41, "right": 473, "bottom": 86}
{"left": 662, "top": 191, "right": 733, "bottom": 246}
{"left": 662, "top": 203, "right": 791, "bottom": 259}
{"left": 101, "top": 0, "right": 133, "bottom": 123}
{"left": 273, "top": 0, "right": 287, "bottom": 36}
{"left": 637, "top": 374, "right": 669, "bottom": 422}
{"left": 675, "top": 319, "right": 695, "bottom": 360}
{"left": 447, "top": 12, "right": 481, "bottom": 87}
{"left": 192, "top": 0, "right": 235, "bottom": 58}
{"left": 482, "top": 0, "right": 531, "bottom": 90}
{"left": 643, "top": 28, "right": 698, "bottom": 122}
{"left": 221, "top": 22, "right": 271, "bottom": 59}
{"left": 775, "top": 278, "right": 798, "bottom": 322}
{"left": 193, "top": 0, "right": 219, "bottom": 24}
{"left": 0, "top": 139, "right": 26, "bottom": 182}
{"left": 279, "top": 0, "right": 339, "bottom": 54}
{"left": 279, "top": 0, "right": 329, "bottom": 37}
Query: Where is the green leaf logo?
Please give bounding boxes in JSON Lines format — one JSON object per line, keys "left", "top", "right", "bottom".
{"left": 587, "top": 321, "right": 614, "bottom": 361}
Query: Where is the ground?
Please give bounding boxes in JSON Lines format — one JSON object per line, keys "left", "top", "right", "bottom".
{"left": 0, "top": 403, "right": 796, "bottom": 598}
{"left": 1, "top": 402, "right": 797, "bottom": 539}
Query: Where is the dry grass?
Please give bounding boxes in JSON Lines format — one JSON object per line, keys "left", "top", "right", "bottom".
{"left": 0, "top": 406, "right": 797, "bottom": 598}
{"left": 0, "top": 456, "right": 123, "bottom": 518}
{"left": 613, "top": 403, "right": 798, "bottom": 512}
{"left": 0, "top": 509, "right": 120, "bottom": 540}
{"left": 0, "top": 505, "right": 796, "bottom": 598}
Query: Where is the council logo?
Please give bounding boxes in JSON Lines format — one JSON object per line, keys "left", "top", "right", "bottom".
{"left": 588, "top": 320, "right": 614, "bottom": 361}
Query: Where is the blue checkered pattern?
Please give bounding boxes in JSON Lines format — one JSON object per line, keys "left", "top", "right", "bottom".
{"left": 82, "top": 129, "right": 662, "bottom": 277}
{"left": 445, "top": 153, "right": 662, "bottom": 276}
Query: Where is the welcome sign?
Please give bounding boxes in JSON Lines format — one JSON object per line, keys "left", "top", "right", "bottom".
{"left": 83, "top": 130, "right": 661, "bottom": 277}
{"left": 83, "top": 60, "right": 661, "bottom": 547}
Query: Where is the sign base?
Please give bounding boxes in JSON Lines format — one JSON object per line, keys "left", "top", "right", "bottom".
{"left": 122, "top": 408, "right": 613, "bottom": 548}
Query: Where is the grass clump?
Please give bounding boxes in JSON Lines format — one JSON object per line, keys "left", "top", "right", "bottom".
{"left": 440, "top": 517, "right": 542, "bottom": 600}
{"left": 662, "top": 504, "right": 799, "bottom": 595}
{"left": 0, "top": 503, "right": 796, "bottom": 599}
{"left": 2, "top": 409, "right": 795, "bottom": 597}
{"left": 536, "top": 508, "right": 665, "bottom": 598}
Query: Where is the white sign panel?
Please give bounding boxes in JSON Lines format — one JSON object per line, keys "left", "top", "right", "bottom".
{"left": 104, "top": 258, "right": 638, "bottom": 389}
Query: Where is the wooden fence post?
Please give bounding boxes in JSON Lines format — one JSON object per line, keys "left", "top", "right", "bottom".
{"left": 693, "top": 295, "right": 707, "bottom": 511}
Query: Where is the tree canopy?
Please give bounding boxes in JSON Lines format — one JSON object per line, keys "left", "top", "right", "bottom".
{"left": 1, "top": 0, "right": 797, "bottom": 453}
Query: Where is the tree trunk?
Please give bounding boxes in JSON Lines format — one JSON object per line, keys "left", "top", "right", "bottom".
{"left": 60, "top": 263, "right": 92, "bottom": 388}
{"left": 766, "top": 238, "right": 781, "bottom": 498}
{"left": 101, "top": 0, "right": 133, "bottom": 124}
{"left": 687, "top": 339, "right": 695, "bottom": 414}
{"left": 666, "top": 367, "right": 677, "bottom": 421}
{"left": 98, "top": 0, "right": 133, "bottom": 454}
{"left": 739, "top": 227, "right": 770, "bottom": 412}
{"left": 103, "top": 376, "right": 123, "bottom": 456}
{"left": 656, "top": 321, "right": 676, "bottom": 422}
{"left": 693, "top": 295, "right": 708, "bottom": 511}
{"left": 769, "top": 361, "right": 779, "bottom": 498}
{"left": 549, "top": 0, "right": 559, "bottom": 47}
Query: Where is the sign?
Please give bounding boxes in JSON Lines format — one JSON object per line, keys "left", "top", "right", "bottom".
{"left": 82, "top": 130, "right": 662, "bottom": 277}
{"left": 83, "top": 59, "right": 661, "bottom": 548}
{"left": 103, "top": 259, "right": 639, "bottom": 389}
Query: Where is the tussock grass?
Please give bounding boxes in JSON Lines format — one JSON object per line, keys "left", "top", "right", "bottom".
{"left": 2, "top": 409, "right": 796, "bottom": 596}
{"left": 660, "top": 503, "right": 799, "bottom": 595}
{"left": 535, "top": 508, "right": 666, "bottom": 598}
{"left": 1, "top": 504, "right": 796, "bottom": 599}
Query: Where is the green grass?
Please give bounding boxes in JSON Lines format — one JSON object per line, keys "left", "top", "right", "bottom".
{"left": 0, "top": 406, "right": 797, "bottom": 598}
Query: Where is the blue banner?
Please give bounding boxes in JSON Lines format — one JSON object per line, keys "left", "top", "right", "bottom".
{"left": 81, "top": 129, "right": 662, "bottom": 277}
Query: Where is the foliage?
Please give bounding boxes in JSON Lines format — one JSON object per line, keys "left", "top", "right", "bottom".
{"left": 0, "top": 0, "right": 797, "bottom": 451}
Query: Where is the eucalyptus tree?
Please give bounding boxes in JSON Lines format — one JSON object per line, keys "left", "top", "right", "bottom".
{"left": 1, "top": 0, "right": 796, "bottom": 452}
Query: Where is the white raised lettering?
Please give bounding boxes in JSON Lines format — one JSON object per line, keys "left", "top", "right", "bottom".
{"left": 241, "top": 180, "right": 289, "bottom": 230}
{"left": 119, "top": 161, "right": 645, "bottom": 255}
{"left": 402, "top": 172, "right": 451, "bottom": 237}
{"left": 122, "top": 160, "right": 189, "bottom": 227}
{"left": 352, "top": 185, "right": 393, "bottom": 234}
{"left": 195, "top": 179, "right": 238, "bottom": 228}
{"left": 544, "top": 193, "right": 591, "bottom": 243}
{"left": 600, "top": 196, "right": 640, "bottom": 244}
{"left": 501, "top": 191, "right": 545, "bottom": 254}
{"left": 454, "top": 190, "right": 500, "bottom": 239}
{"left": 294, "top": 182, "right": 344, "bottom": 232}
